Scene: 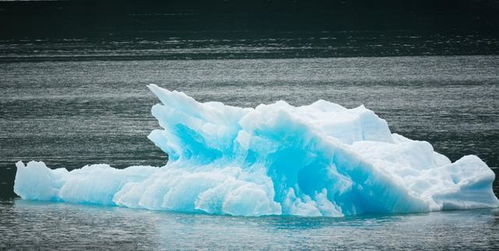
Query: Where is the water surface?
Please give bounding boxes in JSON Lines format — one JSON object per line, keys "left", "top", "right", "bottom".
{"left": 1, "top": 200, "right": 499, "bottom": 250}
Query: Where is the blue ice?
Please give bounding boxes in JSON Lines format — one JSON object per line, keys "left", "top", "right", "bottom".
{"left": 14, "top": 84, "right": 499, "bottom": 216}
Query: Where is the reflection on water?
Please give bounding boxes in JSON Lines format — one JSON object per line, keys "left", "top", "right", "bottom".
{"left": 1, "top": 200, "right": 498, "bottom": 249}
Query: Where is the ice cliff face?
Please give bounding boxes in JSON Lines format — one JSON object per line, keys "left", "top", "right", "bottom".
{"left": 14, "top": 84, "right": 499, "bottom": 217}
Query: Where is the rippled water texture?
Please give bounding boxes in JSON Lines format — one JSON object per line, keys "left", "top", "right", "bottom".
{"left": 1, "top": 200, "right": 499, "bottom": 249}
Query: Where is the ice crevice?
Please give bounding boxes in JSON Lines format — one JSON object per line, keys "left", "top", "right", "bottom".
{"left": 14, "top": 84, "right": 499, "bottom": 217}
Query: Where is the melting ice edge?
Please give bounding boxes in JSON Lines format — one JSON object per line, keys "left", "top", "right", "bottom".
{"left": 14, "top": 84, "right": 499, "bottom": 217}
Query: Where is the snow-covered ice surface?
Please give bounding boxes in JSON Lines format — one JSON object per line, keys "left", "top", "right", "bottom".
{"left": 14, "top": 84, "right": 499, "bottom": 217}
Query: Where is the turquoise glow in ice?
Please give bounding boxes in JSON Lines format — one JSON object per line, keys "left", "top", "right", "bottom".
{"left": 14, "top": 84, "right": 499, "bottom": 216}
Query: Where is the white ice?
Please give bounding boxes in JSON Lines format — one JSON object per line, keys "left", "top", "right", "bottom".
{"left": 14, "top": 84, "right": 499, "bottom": 216}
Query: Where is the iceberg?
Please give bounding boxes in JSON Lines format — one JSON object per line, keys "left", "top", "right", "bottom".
{"left": 14, "top": 84, "right": 499, "bottom": 217}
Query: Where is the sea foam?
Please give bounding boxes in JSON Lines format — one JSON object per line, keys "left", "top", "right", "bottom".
{"left": 14, "top": 84, "right": 499, "bottom": 216}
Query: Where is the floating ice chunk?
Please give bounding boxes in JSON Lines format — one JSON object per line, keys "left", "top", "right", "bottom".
{"left": 14, "top": 84, "right": 499, "bottom": 217}
{"left": 14, "top": 161, "right": 68, "bottom": 201}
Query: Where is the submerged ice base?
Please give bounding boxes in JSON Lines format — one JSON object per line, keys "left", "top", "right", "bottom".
{"left": 14, "top": 84, "right": 499, "bottom": 217}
